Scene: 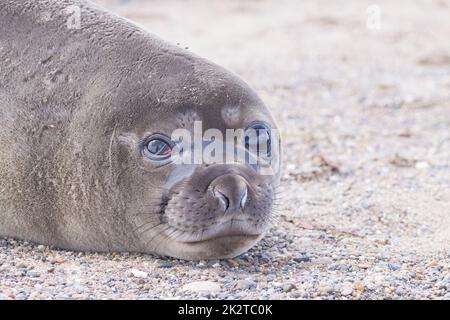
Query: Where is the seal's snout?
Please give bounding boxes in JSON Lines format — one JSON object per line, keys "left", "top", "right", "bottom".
{"left": 210, "top": 174, "right": 248, "bottom": 212}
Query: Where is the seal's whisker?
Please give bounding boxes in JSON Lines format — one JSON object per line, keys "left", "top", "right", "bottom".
{"left": 154, "top": 225, "right": 194, "bottom": 253}
{"left": 128, "top": 210, "right": 163, "bottom": 218}
{"left": 162, "top": 227, "right": 185, "bottom": 243}
{"left": 144, "top": 224, "right": 172, "bottom": 249}
{"left": 137, "top": 221, "right": 165, "bottom": 238}
{"left": 131, "top": 217, "right": 162, "bottom": 234}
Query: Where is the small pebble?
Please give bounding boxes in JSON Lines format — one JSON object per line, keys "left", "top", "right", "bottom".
{"left": 128, "top": 269, "right": 148, "bottom": 278}
{"left": 26, "top": 271, "right": 40, "bottom": 278}
{"left": 158, "top": 261, "right": 173, "bottom": 269}
{"left": 236, "top": 279, "right": 257, "bottom": 290}
{"left": 282, "top": 283, "right": 296, "bottom": 293}
{"left": 340, "top": 284, "right": 353, "bottom": 296}
{"left": 182, "top": 281, "right": 221, "bottom": 293}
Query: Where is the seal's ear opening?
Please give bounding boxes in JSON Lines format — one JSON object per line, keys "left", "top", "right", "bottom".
{"left": 115, "top": 132, "right": 143, "bottom": 176}
{"left": 118, "top": 132, "right": 140, "bottom": 151}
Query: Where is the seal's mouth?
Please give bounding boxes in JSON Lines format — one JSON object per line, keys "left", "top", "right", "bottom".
{"left": 155, "top": 164, "right": 278, "bottom": 250}
{"left": 164, "top": 216, "right": 266, "bottom": 243}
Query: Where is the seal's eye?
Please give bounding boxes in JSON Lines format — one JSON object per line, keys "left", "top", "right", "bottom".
{"left": 244, "top": 122, "right": 271, "bottom": 159}
{"left": 143, "top": 135, "right": 173, "bottom": 160}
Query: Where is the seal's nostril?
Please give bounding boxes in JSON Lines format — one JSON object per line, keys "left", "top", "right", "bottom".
{"left": 211, "top": 174, "right": 248, "bottom": 212}
{"left": 215, "top": 190, "right": 230, "bottom": 211}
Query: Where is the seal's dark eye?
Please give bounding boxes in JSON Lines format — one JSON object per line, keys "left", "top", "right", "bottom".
{"left": 143, "top": 136, "right": 173, "bottom": 160}
{"left": 244, "top": 122, "right": 271, "bottom": 158}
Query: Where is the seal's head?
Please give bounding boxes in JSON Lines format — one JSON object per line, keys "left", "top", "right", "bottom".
{"left": 96, "top": 45, "right": 281, "bottom": 260}
{"left": 0, "top": 0, "right": 280, "bottom": 261}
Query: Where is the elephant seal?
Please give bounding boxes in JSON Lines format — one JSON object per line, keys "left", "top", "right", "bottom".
{"left": 0, "top": 0, "right": 281, "bottom": 260}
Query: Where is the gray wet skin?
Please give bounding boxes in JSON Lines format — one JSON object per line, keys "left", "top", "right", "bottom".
{"left": 0, "top": 0, "right": 281, "bottom": 260}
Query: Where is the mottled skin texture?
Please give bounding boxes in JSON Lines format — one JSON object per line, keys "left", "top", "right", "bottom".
{"left": 0, "top": 0, "right": 280, "bottom": 259}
